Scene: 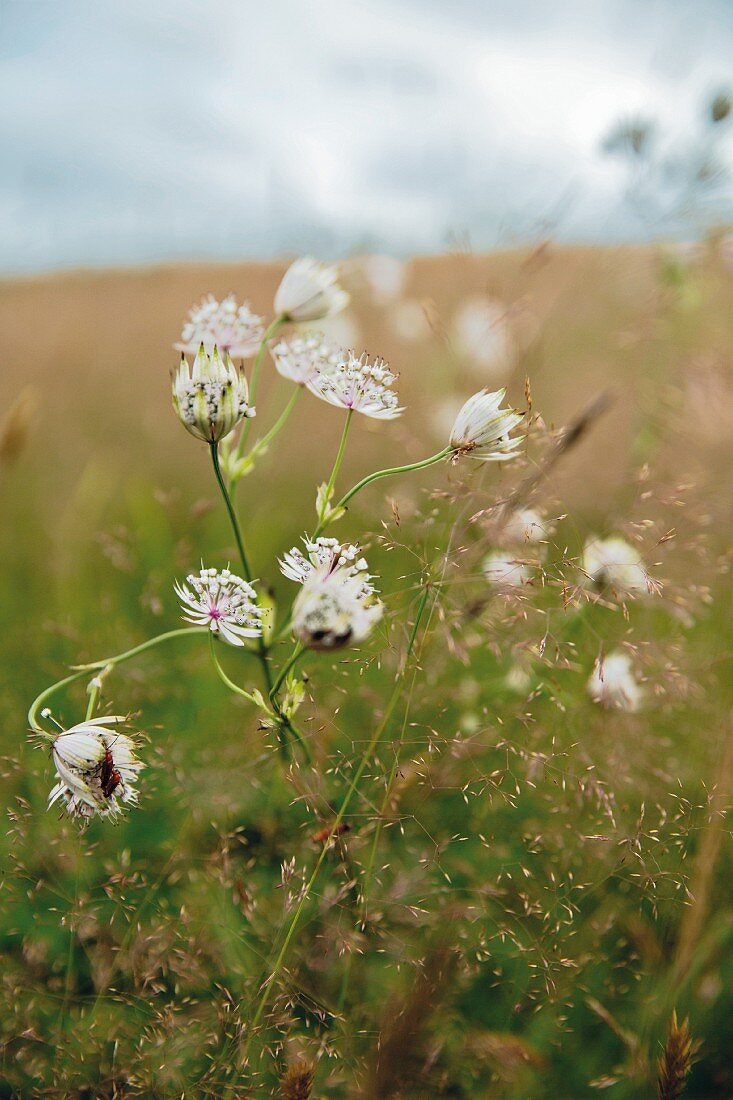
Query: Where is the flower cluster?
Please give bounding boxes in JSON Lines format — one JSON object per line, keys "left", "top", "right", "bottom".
{"left": 48, "top": 717, "right": 142, "bottom": 820}
{"left": 292, "top": 564, "right": 383, "bottom": 650}
{"left": 270, "top": 333, "right": 342, "bottom": 386}
{"left": 176, "top": 294, "right": 264, "bottom": 358}
{"left": 172, "top": 345, "right": 254, "bottom": 443}
{"left": 175, "top": 567, "right": 263, "bottom": 646}
{"left": 279, "top": 536, "right": 374, "bottom": 595}
{"left": 308, "top": 350, "right": 403, "bottom": 419}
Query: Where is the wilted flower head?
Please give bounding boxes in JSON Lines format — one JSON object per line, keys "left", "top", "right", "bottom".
{"left": 482, "top": 551, "right": 533, "bottom": 588}
{"left": 175, "top": 294, "right": 264, "bottom": 358}
{"left": 449, "top": 388, "right": 523, "bottom": 461}
{"left": 274, "top": 258, "right": 349, "bottom": 323}
{"left": 292, "top": 564, "right": 383, "bottom": 650}
{"left": 279, "top": 536, "right": 375, "bottom": 596}
{"left": 270, "top": 333, "right": 342, "bottom": 386}
{"left": 308, "top": 351, "right": 403, "bottom": 419}
{"left": 48, "top": 717, "right": 142, "bottom": 820}
{"left": 583, "top": 536, "right": 653, "bottom": 598}
{"left": 172, "top": 344, "right": 254, "bottom": 444}
{"left": 175, "top": 566, "right": 263, "bottom": 646}
{"left": 587, "top": 650, "right": 643, "bottom": 711}
{"left": 502, "top": 507, "right": 555, "bottom": 545}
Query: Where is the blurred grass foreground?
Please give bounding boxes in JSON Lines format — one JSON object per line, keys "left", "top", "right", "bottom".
{"left": 1, "top": 239, "right": 733, "bottom": 1097}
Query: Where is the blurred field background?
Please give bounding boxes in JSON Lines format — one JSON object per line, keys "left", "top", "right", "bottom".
{"left": 0, "top": 240, "right": 732, "bottom": 1096}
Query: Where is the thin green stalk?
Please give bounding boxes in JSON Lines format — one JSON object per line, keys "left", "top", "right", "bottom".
{"left": 28, "top": 627, "right": 209, "bottom": 732}
{"left": 241, "top": 588, "right": 432, "bottom": 1065}
{"left": 318, "top": 409, "right": 353, "bottom": 524}
{"left": 247, "top": 386, "right": 301, "bottom": 466}
{"left": 269, "top": 644, "right": 305, "bottom": 701}
{"left": 237, "top": 315, "right": 287, "bottom": 455}
{"left": 208, "top": 635, "right": 259, "bottom": 706}
{"left": 313, "top": 445, "right": 452, "bottom": 538}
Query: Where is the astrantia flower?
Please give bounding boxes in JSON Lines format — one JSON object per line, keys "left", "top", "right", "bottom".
{"left": 449, "top": 388, "right": 523, "bottom": 461}
{"left": 452, "top": 296, "right": 515, "bottom": 379}
{"left": 172, "top": 344, "right": 254, "bottom": 443}
{"left": 270, "top": 333, "right": 343, "bottom": 386}
{"left": 48, "top": 717, "right": 142, "bottom": 820}
{"left": 583, "top": 536, "right": 653, "bottom": 598}
{"left": 175, "top": 294, "right": 264, "bottom": 358}
{"left": 482, "top": 551, "right": 533, "bottom": 588}
{"left": 502, "top": 508, "right": 555, "bottom": 545}
{"left": 175, "top": 567, "right": 263, "bottom": 646}
{"left": 279, "top": 536, "right": 375, "bottom": 596}
{"left": 274, "top": 258, "right": 349, "bottom": 323}
{"left": 587, "top": 650, "right": 643, "bottom": 712}
{"left": 292, "top": 564, "right": 383, "bottom": 650}
{"left": 307, "top": 351, "right": 403, "bottom": 419}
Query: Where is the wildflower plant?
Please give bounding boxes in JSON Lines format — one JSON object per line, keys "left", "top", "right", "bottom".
{"left": 23, "top": 255, "right": 709, "bottom": 1096}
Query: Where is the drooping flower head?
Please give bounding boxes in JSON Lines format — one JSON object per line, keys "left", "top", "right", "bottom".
{"left": 582, "top": 536, "right": 653, "bottom": 598}
{"left": 172, "top": 344, "right": 254, "bottom": 443}
{"left": 279, "top": 536, "right": 375, "bottom": 597}
{"left": 270, "top": 333, "right": 343, "bottom": 386}
{"left": 587, "top": 650, "right": 643, "bottom": 711}
{"left": 449, "top": 388, "right": 524, "bottom": 461}
{"left": 292, "top": 563, "right": 383, "bottom": 650}
{"left": 274, "top": 258, "right": 349, "bottom": 323}
{"left": 48, "top": 717, "right": 143, "bottom": 820}
{"left": 307, "top": 351, "right": 403, "bottom": 419}
{"left": 482, "top": 550, "right": 533, "bottom": 589}
{"left": 175, "top": 294, "right": 265, "bottom": 358}
{"left": 175, "top": 567, "right": 263, "bottom": 646}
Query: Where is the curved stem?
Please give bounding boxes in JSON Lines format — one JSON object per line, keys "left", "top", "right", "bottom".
{"left": 210, "top": 443, "right": 254, "bottom": 582}
{"left": 269, "top": 644, "right": 305, "bottom": 701}
{"left": 313, "top": 445, "right": 452, "bottom": 539}
{"left": 237, "top": 315, "right": 287, "bottom": 455}
{"left": 247, "top": 386, "right": 301, "bottom": 466}
{"left": 29, "top": 627, "right": 210, "bottom": 732}
{"left": 208, "top": 635, "right": 258, "bottom": 705}
{"left": 318, "top": 409, "right": 353, "bottom": 524}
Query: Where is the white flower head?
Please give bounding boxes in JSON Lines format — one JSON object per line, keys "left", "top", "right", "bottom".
{"left": 587, "top": 650, "right": 643, "bottom": 712}
{"left": 275, "top": 258, "right": 349, "bottom": 323}
{"left": 175, "top": 566, "right": 263, "bottom": 646}
{"left": 583, "top": 536, "right": 653, "bottom": 598}
{"left": 449, "top": 388, "right": 524, "bottom": 461}
{"left": 48, "top": 717, "right": 143, "bottom": 820}
{"left": 279, "top": 536, "right": 375, "bottom": 597}
{"left": 172, "top": 345, "right": 255, "bottom": 444}
{"left": 502, "top": 508, "right": 555, "bottom": 545}
{"left": 270, "top": 333, "right": 343, "bottom": 386}
{"left": 452, "top": 296, "right": 515, "bottom": 378}
{"left": 361, "top": 254, "right": 407, "bottom": 305}
{"left": 175, "top": 294, "right": 265, "bottom": 358}
{"left": 292, "top": 564, "right": 383, "bottom": 650}
{"left": 307, "top": 350, "right": 404, "bottom": 419}
{"left": 482, "top": 551, "right": 533, "bottom": 589}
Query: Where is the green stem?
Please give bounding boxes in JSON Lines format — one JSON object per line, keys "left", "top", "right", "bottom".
{"left": 269, "top": 644, "right": 305, "bottom": 701}
{"left": 210, "top": 443, "right": 254, "bottom": 583}
{"left": 247, "top": 386, "right": 301, "bottom": 466}
{"left": 242, "top": 588, "right": 432, "bottom": 1063}
{"left": 237, "top": 315, "right": 287, "bottom": 455}
{"left": 318, "top": 409, "right": 353, "bottom": 525}
{"left": 313, "top": 445, "right": 452, "bottom": 538}
{"left": 208, "top": 635, "right": 258, "bottom": 706}
{"left": 28, "top": 627, "right": 209, "bottom": 732}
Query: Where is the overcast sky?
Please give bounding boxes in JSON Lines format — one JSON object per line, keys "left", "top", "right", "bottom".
{"left": 1, "top": 0, "right": 732, "bottom": 273}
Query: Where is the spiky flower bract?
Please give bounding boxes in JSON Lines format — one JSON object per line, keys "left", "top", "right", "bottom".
{"left": 274, "top": 258, "right": 349, "bottom": 322}
{"left": 270, "top": 333, "right": 343, "bottom": 385}
{"left": 292, "top": 563, "right": 383, "bottom": 650}
{"left": 175, "top": 294, "right": 264, "bottom": 358}
{"left": 48, "top": 717, "right": 142, "bottom": 820}
{"left": 175, "top": 567, "right": 263, "bottom": 646}
{"left": 449, "top": 388, "right": 524, "bottom": 461}
{"left": 172, "top": 344, "right": 254, "bottom": 443}
{"left": 307, "top": 351, "right": 403, "bottom": 419}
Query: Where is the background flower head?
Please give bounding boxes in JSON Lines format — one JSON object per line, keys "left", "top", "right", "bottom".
{"left": 175, "top": 294, "right": 264, "bottom": 358}
{"left": 274, "top": 258, "right": 349, "bottom": 322}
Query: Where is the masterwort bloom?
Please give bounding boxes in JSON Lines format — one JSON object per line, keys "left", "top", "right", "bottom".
{"left": 274, "top": 258, "right": 349, "bottom": 322}
{"left": 308, "top": 351, "right": 403, "bottom": 419}
{"left": 172, "top": 344, "right": 254, "bottom": 443}
{"left": 48, "top": 717, "right": 142, "bottom": 820}
{"left": 280, "top": 536, "right": 375, "bottom": 596}
{"left": 587, "top": 650, "right": 643, "bottom": 711}
{"left": 501, "top": 507, "right": 555, "bottom": 546}
{"left": 270, "top": 333, "right": 343, "bottom": 386}
{"left": 175, "top": 566, "right": 263, "bottom": 646}
{"left": 175, "top": 294, "right": 264, "bottom": 358}
{"left": 292, "top": 563, "right": 383, "bottom": 650}
{"left": 583, "top": 536, "right": 653, "bottom": 598}
{"left": 449, "top": 388, "right": 524, "bottom": 461}
{"left": 482, "top": 551, "right": 534, "bottom": 589}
